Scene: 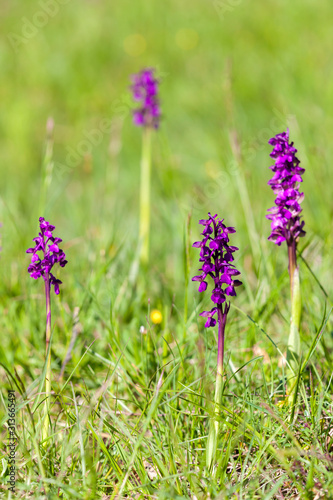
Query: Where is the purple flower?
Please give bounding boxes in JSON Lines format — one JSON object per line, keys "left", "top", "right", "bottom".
{"left": 192, "top": 213, "right": 242, "bottom": 328}
{"left": 131, "top": 68, "right": 160, "bottom": 129}
{"left": 266, "top": 130, "right": 305, "bottom": 246}
{"left": 26, "top": 217, "right": 68, "bottom": 294}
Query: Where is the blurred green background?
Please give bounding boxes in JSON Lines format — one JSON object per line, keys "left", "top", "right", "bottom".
{"left": 1, "top": 0, "right": 333, "bottom": 344}
{"left": 1, "top": 3, "right": 333, "bottom": 496}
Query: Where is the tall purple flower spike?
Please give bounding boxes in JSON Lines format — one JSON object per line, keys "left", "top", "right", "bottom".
{"left": 26, "top": 217, "right": 68, "bottom": 294}
{"left": 131, "top": 68, "right": 160, "bottom": 129}
{"left": 266, "top": 130, "right": 306, "bottom": 246}
{"left": 192, "top": 213, "right": 242, "bottom": 328}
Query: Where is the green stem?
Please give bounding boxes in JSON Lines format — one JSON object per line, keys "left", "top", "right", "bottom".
{"left": 217, "top": 305, "right": 226, "bottom": 376}
{"left": 288, "top": 239, "right": 296, "bottom": 300}
{"left": 42, "top": 276, "right": 52, "bottom": 445}
{"left": 287, "top": 241, "right": 301, "bottom": 385}
{"left": 206, "top": 304, "right": 227, "bottom": 473}
{"left": 139, "top": 128, "right": 152, "bottom": 266}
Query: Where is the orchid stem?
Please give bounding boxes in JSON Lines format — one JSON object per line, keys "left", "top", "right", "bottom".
{"left": 139, "top": 128, "right": 152, "bottom": 266}
{"left": 288, "top": 239, "right": 296, "bottom": 299}
{"left": 42, "top": 276, "right": 52, "bottom": 445}
{"left": 206, "top": 304, "right": 227, "bottom": 473}
{"left": 287, "top": 241, "right": 301, "bottom": 392}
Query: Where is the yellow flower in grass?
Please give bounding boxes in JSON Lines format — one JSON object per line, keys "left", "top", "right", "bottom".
{"left": 150, "top": 309, "right": 162, "bottom": 325}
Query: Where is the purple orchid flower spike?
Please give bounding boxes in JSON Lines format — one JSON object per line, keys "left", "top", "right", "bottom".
{"left": 192, "top": 213, "right": 242, "bottom": 332}
{"left": 131, "top": 68, "right": 160, "bottom": 129}
{"left": 26, "top": 217, "right": 68, "bottom": 294}
{"left": 266, "top": 129, "right": 305, "bottom": 249}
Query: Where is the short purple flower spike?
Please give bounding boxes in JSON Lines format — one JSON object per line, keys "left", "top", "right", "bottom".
{"left": 192, "top": 213, "right": 242, "bottom": 328}
{"left": 131, "top": 68, "right": 160, "bottom": 129}
{"left": 266, "top": 130, "right": 305, "bottom": 246}
{"left": 26, "top": 217, "right": 68, "bottom": 294}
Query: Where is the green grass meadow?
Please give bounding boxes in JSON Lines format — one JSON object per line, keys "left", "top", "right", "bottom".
{"left": 1, "top": 0, "right": 333, "bottom": 498}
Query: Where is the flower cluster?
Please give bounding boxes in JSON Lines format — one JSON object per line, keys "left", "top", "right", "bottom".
{"left": 131, "top": 68, "right": 160, "bottom": 129}
{"left": 26, "top": 217, "right": 68, "bottom": 294}
{"left": 192, "top": 213, "right": 242, "bottom": 327}
{"left": 266, "top": 130, "right": 306, "bottom": 246}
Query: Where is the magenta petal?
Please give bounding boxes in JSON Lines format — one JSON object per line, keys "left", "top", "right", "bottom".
{"left": 225, "top": 285, "right": 236, "bottom": 296}
{"left": 48, "top": 243, "right": 59, "bottom": 252}
{"left": 209, "top": 240, "right": 219, "bottom": 250}
{"left": 219, "top": 273, "right": 232, "bottom": 284}
{"left": 205, "top": 317, "right": 216, "bottom": 328}
{"left": 211, "top": 292, "right": 225, "bottom": 304}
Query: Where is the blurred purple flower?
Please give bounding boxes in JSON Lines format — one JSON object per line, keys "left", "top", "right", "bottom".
{"left": 26, "top": 217, "right": 67, "bottom": 294}
{"left": 266, "top": 130, "right": 305, "bottom": 246}
{"left": 192, "top": 213, "right": 242, "bottom": 328}
{"left": 131, "top": 68, "right": 160, "bottom": 129}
